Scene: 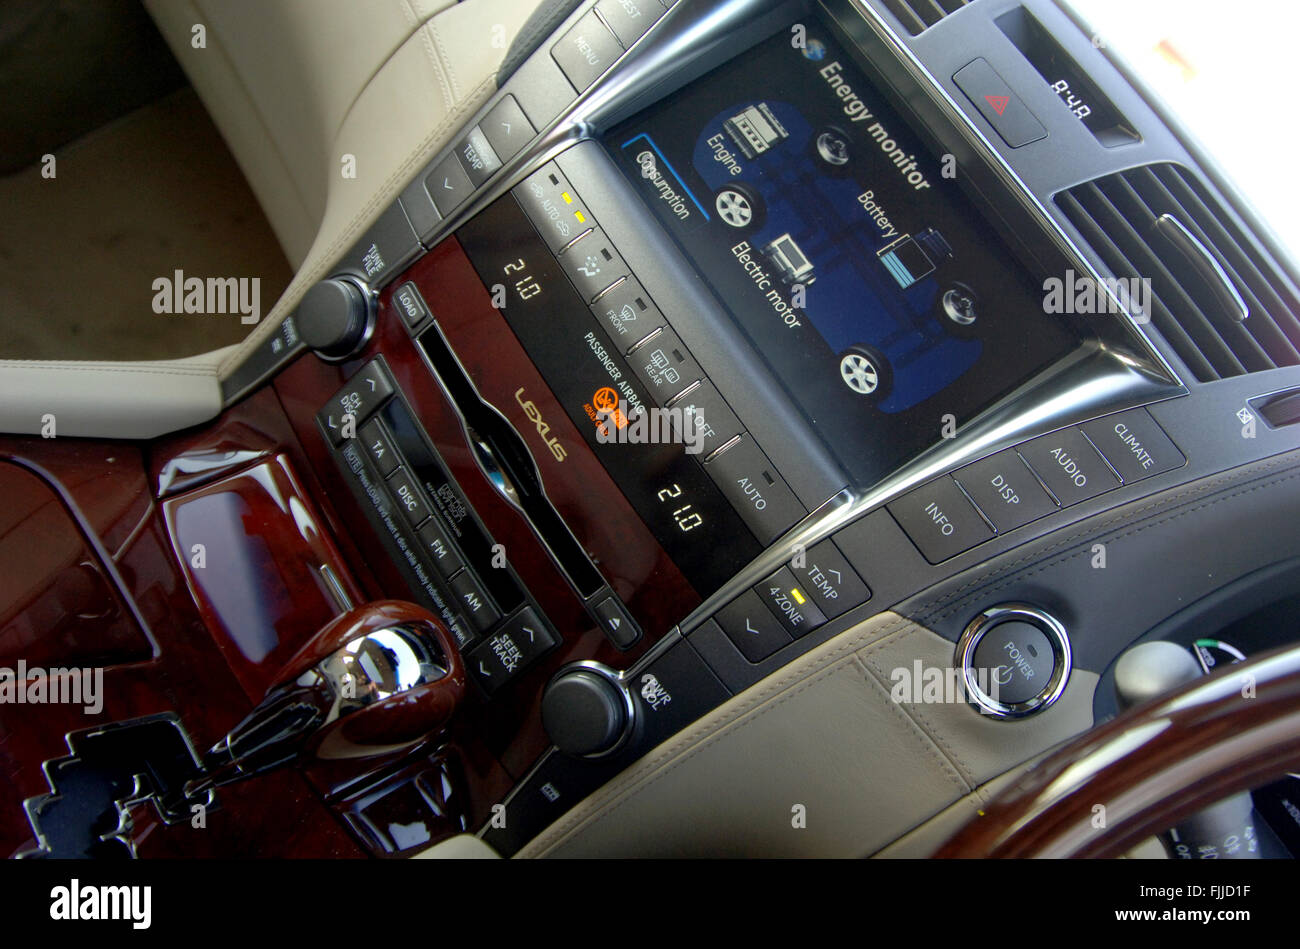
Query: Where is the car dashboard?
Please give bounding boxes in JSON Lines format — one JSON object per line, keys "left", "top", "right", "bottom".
{"left": 5, "top": 0, "right": 1300, "bottom": 864}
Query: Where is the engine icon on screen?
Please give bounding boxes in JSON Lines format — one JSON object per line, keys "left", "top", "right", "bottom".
{"left": 723, "top": 103, "right": 790, "bottom": 159}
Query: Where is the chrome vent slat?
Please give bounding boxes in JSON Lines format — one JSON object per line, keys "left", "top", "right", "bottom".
{"left": 1134, "top": 168, "right": 1287, "bottom": 366}
{"left": 1056, "top": 163, "right": 1300, "bottom": 382}
{"left": 1055, "top": 191, "right": 1219, "bottom": 382}
{"left": 1078, "top": 181, "right": 1249, "bottom": 378}
{"left": 1149, "top": 167, "right": 1300, "bottom": 359}
{"left": 881, "top": 0, "right": 969, "bottom": 35}
{"left": 1107, "top": 174, "right": 1274, "bottom": 373}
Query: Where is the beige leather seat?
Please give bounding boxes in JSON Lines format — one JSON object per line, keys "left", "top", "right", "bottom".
{"left": 144, "top": 0, "right": 542, "bottom": 268}
{"left": 0, "top": 0, "right": 544, "bottom": 440}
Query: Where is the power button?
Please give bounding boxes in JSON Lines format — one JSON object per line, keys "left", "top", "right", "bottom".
{"left": 956, "top": 604, "right": 1071, "bottom": 718}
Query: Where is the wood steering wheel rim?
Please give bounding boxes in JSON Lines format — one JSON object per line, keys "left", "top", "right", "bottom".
{"left": 933, "top": 642, "right": 1300, "bottom": 858}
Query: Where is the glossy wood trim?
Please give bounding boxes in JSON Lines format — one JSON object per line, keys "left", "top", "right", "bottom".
{"left": 162, "top": 454, "right": 365, "bottom": 701}
{"left": 275, "top": 234, "right": 702, "bottom": 785}
{"left": 935, "top": 642, "right": 1300, "bottom": 858}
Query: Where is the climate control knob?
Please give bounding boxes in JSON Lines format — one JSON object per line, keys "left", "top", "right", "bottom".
{"left": 541, "top": 664, "right": 632, "bottom": 758}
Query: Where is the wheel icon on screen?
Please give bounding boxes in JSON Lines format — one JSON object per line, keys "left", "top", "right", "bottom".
{"left": 838, "top": 345, "right": 893, "bottom": 399}
{"left": 715, "top": 184, "right": 764, "bottom": 231}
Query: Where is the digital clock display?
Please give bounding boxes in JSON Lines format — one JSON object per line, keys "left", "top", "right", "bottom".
{"left": 997, "top": 7, "right": 1139, "bottom": 148}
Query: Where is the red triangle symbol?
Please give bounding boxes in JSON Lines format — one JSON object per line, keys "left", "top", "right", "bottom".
{"left": 984, "top": 94, "right": 1011, "bottom": 116}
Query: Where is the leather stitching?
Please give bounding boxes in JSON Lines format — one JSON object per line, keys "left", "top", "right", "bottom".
{"left": 520, "top": 613, "right": 922, "bottom": 856}
{"left": 919, "top": 450, "right": 1300, "bottom": 624}
{"left": 420, "top": 22, "right": 455, "bottom": 112}
{"left": 851, "top": 653, "right": 970, "bottom": 797}
{"left": 217, "top": 71, "right": 498, "bottom": 376}
{"left": 0, "top": 364, "right": 215, "bottom": 377}
{"left": 430, "top": 21, "right": 461, "bottom": 100}
{"left": 857, "top": 637, "right": 981, "bottom": 788}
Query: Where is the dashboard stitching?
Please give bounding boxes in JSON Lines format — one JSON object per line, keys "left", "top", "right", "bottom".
{"left": 857, "top": 645, "right": 980, "bottom": 787}
{"left": 418, "top": 21, "right": 455, "bottom": 109}
{"left": 852, "top": 652, "right": 972, "bottom": 796}
{"left": 0, "top": 363, "right": 217, "bottom": 376}
{"left": 521, "top": 613, "right": 922, "bottom": 855}
{"left": 918, "top": 450, "right": 1300, "bottom": 624}
{"left": 430, "top": 21, "right": 462, "bottom": 101}
{"left": 920, "top": 457, "right": 1300, "bottom": 621}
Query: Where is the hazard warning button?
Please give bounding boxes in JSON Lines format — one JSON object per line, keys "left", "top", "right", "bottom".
{"left": 954, "top": 58, "right": 1047, "bottom": 148}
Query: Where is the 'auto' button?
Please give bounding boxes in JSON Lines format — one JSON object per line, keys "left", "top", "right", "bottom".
{"left": 703, "top": 434, "right": 805, "bottom": 544}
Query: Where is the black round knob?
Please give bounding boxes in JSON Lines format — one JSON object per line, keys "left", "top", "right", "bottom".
{"left": 296, "top": 278, "right": 370, "bottom": 360}
{"left": 541, "top": 667, "right": 629, "bottom": 757}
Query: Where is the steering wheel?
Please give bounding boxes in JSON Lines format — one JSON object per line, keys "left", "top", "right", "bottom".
{"left": 934, "top": 642, "right": 1300, "bottom": 858}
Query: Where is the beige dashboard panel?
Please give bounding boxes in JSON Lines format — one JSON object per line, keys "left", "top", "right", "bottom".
{"left": 208, "top": 0, "right": 543, "bottom": 381}
{"left": 518, "top": 611, "right": 1098, "bottom": 859}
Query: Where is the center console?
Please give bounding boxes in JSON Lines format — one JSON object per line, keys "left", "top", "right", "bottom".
{"left": 234, "top": 0, "right": 1300, "bottom": 856}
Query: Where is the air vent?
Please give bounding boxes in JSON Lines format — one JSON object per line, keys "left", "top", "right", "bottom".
{"left": 880, "top": 0, "right": 971, "bottom": 36}
{"left": 1056, "top": 163, "right": 1300, "bottom": 382}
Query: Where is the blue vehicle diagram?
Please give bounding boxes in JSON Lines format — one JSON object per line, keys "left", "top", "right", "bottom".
{"left": 691, "top": 100, "right": 983, "bottom": 412}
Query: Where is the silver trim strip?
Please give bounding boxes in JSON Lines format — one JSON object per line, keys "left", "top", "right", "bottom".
{"left": 1153, "top": 212, "right": 1249, "bottom": 324}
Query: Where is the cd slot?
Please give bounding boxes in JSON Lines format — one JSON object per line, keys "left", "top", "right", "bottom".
{"left": 416, "top": 324, "right": 605, "bottom": 599}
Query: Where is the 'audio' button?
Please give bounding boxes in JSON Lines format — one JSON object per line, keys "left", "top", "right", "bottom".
{"left": 1017, "top": 428, "right": 1119, "bottom": 507}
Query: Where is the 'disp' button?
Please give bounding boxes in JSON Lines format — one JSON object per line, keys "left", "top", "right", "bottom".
{"left": 953, "top": 448, "right": 1057, "bottom": 534}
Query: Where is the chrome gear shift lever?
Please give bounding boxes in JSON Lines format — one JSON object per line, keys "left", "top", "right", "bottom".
{"left": 187, "top": 601, "right": 465, "bottom": 797}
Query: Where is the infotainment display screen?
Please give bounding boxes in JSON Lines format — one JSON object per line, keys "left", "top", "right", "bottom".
{"left": 604, "top": 19, "right": 1085, "bottom": 484}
